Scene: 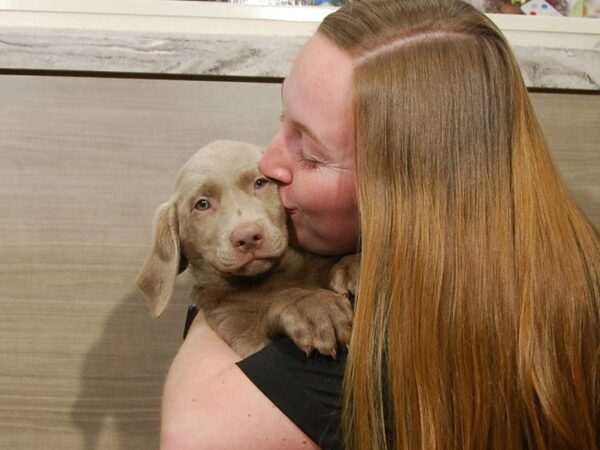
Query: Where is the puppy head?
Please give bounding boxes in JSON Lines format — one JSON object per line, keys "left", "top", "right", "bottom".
{"left": 136, "top": 140, "right": 288, "bottom": 318}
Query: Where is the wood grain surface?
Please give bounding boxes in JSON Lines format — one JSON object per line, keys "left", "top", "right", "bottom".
{"left": 0, "top": 75, "right": 598, "bottom": 449}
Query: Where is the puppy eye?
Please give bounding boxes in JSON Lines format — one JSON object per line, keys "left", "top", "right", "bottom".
{"left": 194, "top": 198, "right": 210, "bottom": 210}
{"left": 254, "top": 178, "right": 269, "bottom": 190}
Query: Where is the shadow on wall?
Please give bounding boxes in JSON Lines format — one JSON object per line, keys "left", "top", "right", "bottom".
{"left": 70, "top": 284, "right": 190, "bottom": 450}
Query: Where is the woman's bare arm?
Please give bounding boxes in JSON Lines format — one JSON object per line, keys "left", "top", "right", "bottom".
{"left": 160, "top": 312, "right": 321, "bottom": 450}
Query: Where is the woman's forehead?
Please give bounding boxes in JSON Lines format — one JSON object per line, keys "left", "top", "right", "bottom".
{"left": 282, "top": 34, "right": 354, "bottom": 159}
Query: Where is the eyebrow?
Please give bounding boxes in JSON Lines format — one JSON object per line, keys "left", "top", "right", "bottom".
{"left": 293, "top": 119, "right": 332, "bottom": 155}
{"left": 236, "top": 169, "right": 258, "bottom": 190}
{"left": 188, "top": 180, "right": 221, "bottom": 208}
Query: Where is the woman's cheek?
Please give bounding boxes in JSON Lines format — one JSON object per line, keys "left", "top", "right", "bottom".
{"left": 292, "top": 173, "right": 320, "bottom": 210}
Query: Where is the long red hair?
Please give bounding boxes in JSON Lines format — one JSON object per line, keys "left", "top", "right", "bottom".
{"left": 319, "top": 1, "right": 600, "bottom": 448}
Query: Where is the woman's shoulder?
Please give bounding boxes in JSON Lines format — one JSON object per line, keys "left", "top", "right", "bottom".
{"left": 161, "top": 317, "right": 322, "bottom": 450}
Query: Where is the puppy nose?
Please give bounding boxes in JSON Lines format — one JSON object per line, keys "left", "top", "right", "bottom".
{"left": 230, "top": 223, "right": 264, "bottom": 252}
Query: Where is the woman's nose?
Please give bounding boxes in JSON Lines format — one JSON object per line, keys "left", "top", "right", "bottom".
{"left": 259, "top": 130, "right": 292, "bottom": 185}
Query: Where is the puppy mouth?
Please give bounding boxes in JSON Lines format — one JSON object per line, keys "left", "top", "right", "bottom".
{"left": 216, "top": 253, "right": 282, "bottom": 276}
{"left": 242, "top": 256, "right": 278, "bottom": 269}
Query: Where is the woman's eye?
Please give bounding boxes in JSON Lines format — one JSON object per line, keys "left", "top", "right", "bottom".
{"left": 301, "top": 157, "right": 319, "bottom": 169}
{"left": 254, "top": 178, "right": 269, "bottom": 189}
{"left": 294, "top": 147, "right": 320, "bottom": 169}
{"left": 194, "top": 198, "right": 210, "bottom": 210}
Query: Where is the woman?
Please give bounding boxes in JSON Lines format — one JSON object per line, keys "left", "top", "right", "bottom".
{"left": 161, "top": 1, "right": 600, "bottom": 449}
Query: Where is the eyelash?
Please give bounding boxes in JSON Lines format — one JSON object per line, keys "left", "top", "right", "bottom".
{"left": 280, "top": 111, "right": 321, "bottom": 169}
{"left": 296, "top": 148, "right": 319, "bottom": 169}
{"left": 294, "top": 147, "right": 320, "bottom": 169}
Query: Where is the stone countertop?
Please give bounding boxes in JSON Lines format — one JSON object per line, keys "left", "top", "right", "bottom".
{"left": 0, "top": 2, "right": 598, "bottom": 90}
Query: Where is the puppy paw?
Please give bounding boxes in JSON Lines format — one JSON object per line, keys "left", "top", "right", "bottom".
{"left": 329, "top": 253, "right": 360, "bottom": 297}
{"left": 267, "top": 289, "right": 353, "bottom": 358}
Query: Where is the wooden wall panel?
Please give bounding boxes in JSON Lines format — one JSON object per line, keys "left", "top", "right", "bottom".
{"left": 0, "top": 75, "right": 597, "bottom": 449}
{"left": 530, "top": 93, "right": 600, "bottom": 226}
{"left": 0, "top": 75, "right": 281, "bottom": 450}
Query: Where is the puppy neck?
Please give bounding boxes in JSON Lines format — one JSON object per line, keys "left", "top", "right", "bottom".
{"left": 187, "top": 262, "right": 233, "bottom": 288}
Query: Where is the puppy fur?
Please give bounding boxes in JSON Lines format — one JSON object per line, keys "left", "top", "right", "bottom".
{"left": 137, "top": 140, "right": 355, "bottom": 358}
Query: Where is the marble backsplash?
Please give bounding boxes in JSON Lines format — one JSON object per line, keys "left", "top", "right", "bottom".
{"left": 1, "top": 27, "right": 598, "bottom": 90}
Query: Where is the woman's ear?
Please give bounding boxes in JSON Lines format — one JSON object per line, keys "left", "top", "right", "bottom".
{"left": 136, "top": 201, "right": 183, "bottom": 318}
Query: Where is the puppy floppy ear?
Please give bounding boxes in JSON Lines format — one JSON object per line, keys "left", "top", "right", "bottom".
{"left": 136, "top": 201, "right": 185, "bottom": 318}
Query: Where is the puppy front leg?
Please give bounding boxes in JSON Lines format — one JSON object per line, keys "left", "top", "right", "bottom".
{"left": 329, "top": 253, "right": 360, "bottom": 297}
{"left": 262, "top": 288, "right": 353, "bottom": 358}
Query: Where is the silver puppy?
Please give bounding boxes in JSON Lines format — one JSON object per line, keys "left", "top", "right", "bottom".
{"left": 137, "top": 140, "right": 356, "bottom": 358}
